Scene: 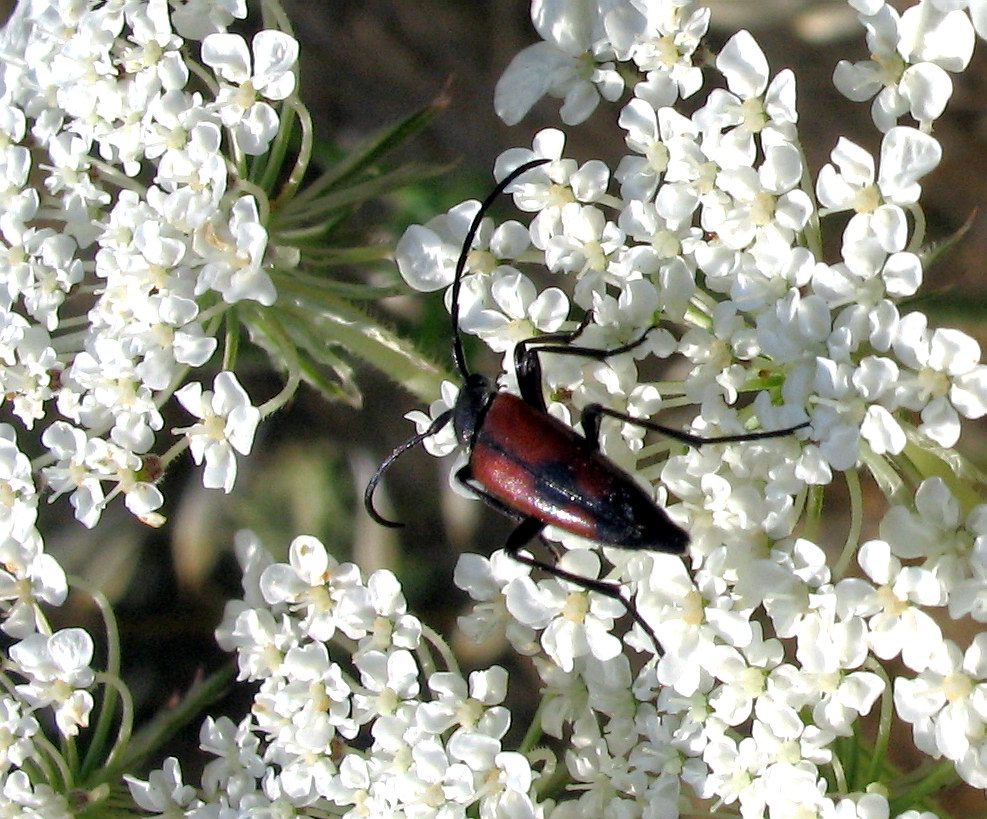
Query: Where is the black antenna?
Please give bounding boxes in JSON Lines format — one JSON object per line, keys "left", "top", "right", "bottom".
{"left": 449, "top": 158, "right": 550, "bottom": 379}
{"left": 365, "top": 158, "right": 549, "bottom": 525}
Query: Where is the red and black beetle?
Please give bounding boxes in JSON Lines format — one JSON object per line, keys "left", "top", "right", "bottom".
{"left": 365, "top": 159, "right": 808, "bottom": 649}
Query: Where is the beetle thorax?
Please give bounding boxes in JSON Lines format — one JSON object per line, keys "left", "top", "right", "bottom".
{"left": 453, "top": 374, "right": 496, "bottom": 450}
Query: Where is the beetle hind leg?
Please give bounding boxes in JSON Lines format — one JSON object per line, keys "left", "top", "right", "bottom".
{"left": 455, "top": 464, "right": 662, "bottom": 654}
{"left": 580, "top": 404, "right": 810, "bottom": 453}
{"left": 501, "top": 518, "right": 663, "bottom": 656}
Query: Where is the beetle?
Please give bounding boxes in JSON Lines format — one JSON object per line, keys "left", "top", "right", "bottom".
{"left": 365, "top": 158, "right": 809, "bottom": 650}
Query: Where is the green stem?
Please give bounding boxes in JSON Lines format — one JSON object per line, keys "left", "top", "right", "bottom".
{"left": 418, "top": 623, "right": 460, "bottom": 676}
{"left": 114, "top": 662, "right": 234, "bottom": 775}
{"left": 800, "top": 484, "right": 824, "bottom": 544}
{"left": 832, "top": 466, "right": 863, "bottom": 580}
{"left": 69, "top": 578, "right": 124, "bottom": 781}
{"left": 519, "top": 697, "right": 547, "bottom": 755}
{"left": 91, "top": 673, "right": 135, "bottom": 782}
{"left": 860, "top": 446, "right": 907, "bottom": 506}
{"left": 830, "top": 741, "right": 848, "bottom": 794}
{"left": 906, "top": 203, "right": 927, "bottom": 254}
{"left": 273, "top": 96, "right": 315, "bottom": 210}
{"left": 864, "top": 657, "right": 893, "bottom": 787}
{"left": 888, "top": 760, "right": 959, "bottom": 814}
{"left": 29, "top": 730, "right": 72, "bottom": 790}
{"left": 255, "top": 98, "right": 297, "bottom": 197}
{"left": 795, "top": 140, "right": 824, "bottom": 260}
{"left": 258, "top": 368, "right": 302, "bottom": 419}
{"left": 219, "top": 308, "right": 239, "bottom": 372}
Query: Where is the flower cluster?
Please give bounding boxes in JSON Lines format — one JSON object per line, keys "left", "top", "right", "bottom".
{"left": 0, "top": 0, "right": 454, "bottom": 813}
{"left": 0, "top": 0, "right": 291, "bottom": 535}
{"left": 128, "top": 533, "right": 545, "bottom": 817}
{"left": 3, "top": 0, "right": 987, "bottom": 817}
{"left": 0, "top": 0, "right": 305, "bottom": 809}
{"left": 383, "top": 0, "right": 987, "bottom": 816}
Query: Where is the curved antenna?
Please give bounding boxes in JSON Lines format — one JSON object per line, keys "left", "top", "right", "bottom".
{"left": 364, "top": 409, "right": 454, "bottom": 526}
{"left": 449, "top": 158, "right": 551, "bottom": 379}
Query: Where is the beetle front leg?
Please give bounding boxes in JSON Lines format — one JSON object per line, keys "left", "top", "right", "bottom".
{"left": 513, "top": 321, "right": 654, "bottom": 412}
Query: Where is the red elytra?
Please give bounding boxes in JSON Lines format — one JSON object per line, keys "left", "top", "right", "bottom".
{"left": 470, "top": 393, "right": 689, "bottom": 553}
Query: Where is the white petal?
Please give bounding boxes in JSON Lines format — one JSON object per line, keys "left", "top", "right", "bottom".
{"left": 201, "top": 32, "right": 251, "bottom": 83}
{"left": 251, "top": 31, "right": 298, "bottom": 100}
{"left": 951, "top": 367, "right": 987, "bottom": 418}
{"left": 900, "top": 62, "right": 952, "bottom": 125}
{"left": 877, "top": 127, "right": 942, "bottom": 205}
{"left": 532, "top": 0, "right": 594, "bottom": 54}
{"left": 717, "top": 30, "right": 769, "bottom": 99}
{"left": 859, "top": 539, "right": 895, "bottom": 585}
{"left": 833, "top": 60, "right": 883, "bottom": 103}
{"left": 861, "top": 405, "right": 906, "bottom": 455}
{"left": 495, "top": 43, "right": 573, "bottom": 126}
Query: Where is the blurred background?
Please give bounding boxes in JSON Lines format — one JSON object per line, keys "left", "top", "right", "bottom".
{"left": 5, "top": 0, "right": 987, "bottom": 810}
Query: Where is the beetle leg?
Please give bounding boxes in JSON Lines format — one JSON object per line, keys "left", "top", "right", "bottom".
{"left": 456, "top": 466, "right": 566, "bottom": 559}
{"left": 454, "top": 466, "right": 662, "bottom": 653}
{"left": 502, "top": 518, "right": 663, "bottom": 655}
{"left": 514, "top": 323, "right": 654, "bottom": 412}
{"left": 579, "top": 405, "right": 810, "bottom": 453}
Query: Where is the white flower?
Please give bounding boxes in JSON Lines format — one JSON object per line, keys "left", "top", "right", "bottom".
{"left": 10, "top": 628, "right": 94, "bottom": 737}
{"left": 605, "top": 2, "right": 709, "bottom": 101}
{"left": 170, "top": 0, "right": 246, "bottom": 40}
{"left": 352, "top": 648, "right": 421, "bottom": 723}
{"left": 0, "top": 426, "right": 37, "bottom": 542}
{"left": 417, "top": 667, "right": 510, "bottom": 743}
{"left": 834, "top": 3, "right": 973, "bottom": 130}
{"left": 836, "top": 539, "right": 945, "bottom": 672}
{"left": 504, "top": 549, "right": 626, "bottom": 672}
{"left": 395, "top": 198, "right": 531, "bottom": 293}
{"left": 258, "top": 535, "right": 365, "bottom": 641}
{"left": 894, "top": 635, "right": 987, "bottom": 783}
{"left": 194, "top": 195, "right": 276, "bottom": 305}
{"left": 174, "top": 370, "right": 261, "bottom": 492}
{"left": 0, "top": 771, "right": 72, "bottom": 819}
{"left": 892, "top": 314, "right": 987, "bottom": 447}
{"left": 455, "top": 550, "right": 540, "bottom": 653}
{"left": 40, "top": 422, "right": 107, "bottom": 528}
{"left": 215, "top": 604, "right": 298, "bottom": 681}
{"left": 695, "top": 30, "right": 797, "bottom": 168}
{"left": 198, "top": 715, "right": 266, "bottom": 795}
{"left": 494, "top": 0, "right": 622, "bottom": 126}
{"left": 816, "top": 127, "right": 942, "bottom": 253}
{"left": 477, "top": 751, "right": 538, "bottom": 818}
{"left": 201, "top": 30, "right": 298, "bottom": 155}
{"left": 0, "top": 695, "right": 38, "bottom": 772}
{"left": 124, "top": 757, "right": 196, "bottom": 814}
{"left": 0, "top": 528, "right": 67, "bottom": 638}
{"left": 461, "top": 268, "right": 569, "bottom": 356}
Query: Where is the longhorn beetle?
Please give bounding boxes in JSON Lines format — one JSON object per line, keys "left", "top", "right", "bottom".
{"left": 365, "top": 158, "right": 809, "bottom": 651}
